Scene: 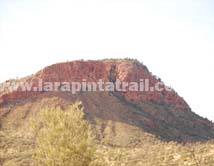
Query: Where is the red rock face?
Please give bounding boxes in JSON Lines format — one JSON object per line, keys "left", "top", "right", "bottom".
{"left": 0, "top": 59, "right": 189, "bottom": 111}
{"left": 1, "top": 59, "right": 214, "bottom": 143}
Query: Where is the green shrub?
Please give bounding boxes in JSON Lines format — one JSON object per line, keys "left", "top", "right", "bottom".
{"left": 32, "top": 101, "right": 96, "bottom": 166}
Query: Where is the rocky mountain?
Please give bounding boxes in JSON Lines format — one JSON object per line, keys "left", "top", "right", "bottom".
{"left": 0, "top": 59, "right": 214, "bottom": 145}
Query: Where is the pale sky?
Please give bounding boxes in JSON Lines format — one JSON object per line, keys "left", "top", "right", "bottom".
{"left": 0, "top": 0, "right": 213, "bottom": 120}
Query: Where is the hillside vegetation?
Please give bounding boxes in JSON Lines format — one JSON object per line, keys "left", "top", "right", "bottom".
{"left": 0, "top": 101, "right": 214, "bottom": 166}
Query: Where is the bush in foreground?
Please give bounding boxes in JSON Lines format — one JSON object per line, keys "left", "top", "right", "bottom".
{"left": 32, "top": 101, "right": 97, "bottom": 166}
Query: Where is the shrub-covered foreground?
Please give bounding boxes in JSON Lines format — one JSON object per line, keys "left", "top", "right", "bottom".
{"left": 0, "top": 102, "right": 214, "bottom": 166}
{"left": 31, "top": 101, "right": 100, "bottom": 166}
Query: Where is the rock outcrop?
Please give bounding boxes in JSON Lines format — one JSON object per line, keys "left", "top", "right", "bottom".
{"left": 0, "top": 59, "right": 214, "bottom": 142}
{"left": 0, "top": 59, "right": 189, "bottom": 110}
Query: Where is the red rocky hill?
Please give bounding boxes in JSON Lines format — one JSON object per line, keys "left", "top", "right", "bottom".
{"left": 0, "top": 59, "right": 214, "bottom": 144}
